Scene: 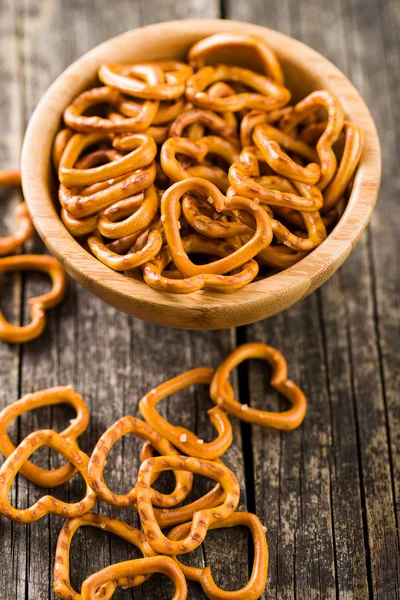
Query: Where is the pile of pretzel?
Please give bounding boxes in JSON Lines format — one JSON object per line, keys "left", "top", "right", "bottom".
{"left": 0, "top": 170, "right": 67, "bottom": 343}
{"left": 54, "top": 32, "right": 363, "bottom": 293}
{"left": 0, "top": 342, "right": 307, "bottom": 599}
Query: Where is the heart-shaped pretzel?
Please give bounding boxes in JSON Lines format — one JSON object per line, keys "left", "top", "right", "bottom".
{"left": 58, "top": 132, "right": 157, "bottom": 187}
{"left": 229, "top": 148, "right": 323, "bottom": 212}
{"left": 53, "top": 512, "right": 157, "bottom": 600}
{"left": 59, "top": 161, "right": 156, "bottom": 218}
{"left": 0, "top": 429, "right": 96, "bottom": 523}
{"left": 97, "top": 185, "right": 158, "bottom": 239}
{"left": 188, "top": 32, "right": 284, "bottom": 84}
{"left": 210, "top": 342, "right": 307, "bottom": 430}
{"left": 87, "top": 221, "right": 162, "bottom": 271}
{"left": 80, "top": 556, "right": 187, "bottom": 600}
{"left": 186, "top": 65, "right": 290, "bottom": 113}
{"left": 0, "top": 386, "right": 89, "bottom": 488}
{"left": 99, "top": 61, "right": 193, "bottom": 100}
{"left": 279, "top": 90, "right": 345, "bottom": 190}
{"left": 168, "top": 512, "right": 269, "bottom": 600}
{"left": 142, "top": 235, "right": 258, "bottom": 294}
{"left": 0, "top": 169, "right": 34, "bottom": 256}
{"left": 64, "top": 86, "right": 160, "bottom": 134}
{"left": 161, "top": 178, "right": 272, "bottom": 276}
{"left": 253, "top": 124, "right": 320, "bottom": 185}
{"left": 139, "top": 367, "right": 233, "bottom": 460}
{"left": 161, "top": 136, "right": 239, "bottom": 183}
{"left": 136, "top": 455, "right": 240, "bottom": 555}
{"left": 139, "top": 441, "right": 226, "bottom": 529}
{"left": 0, "top": 255, "right": 67, "bottom": 343}
{"left": 169, "top": 108, "right": 237, "bottom": 141}
{"left": 87, "top": 416, "right": 193, "bottom": 508}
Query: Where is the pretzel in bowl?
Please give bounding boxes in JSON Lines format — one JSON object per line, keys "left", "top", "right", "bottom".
{"left": 0, "top": 255, "right": 67, "bottom": 343}
{"left": 53, "top": 512, "right": 157, "bottom": 599}
{"left": 0, "top": 169, "right": 34, "bottom": 256}
{"left": 139, "top": 367, "right": 233, "bottom": 460}
{"left": 0, "top": 386, "right": 89, "bottom": 488}
{"left": 136, "top": 455, "right": 240, "bottom": 555}
{"left": 80, "top": 556, "right": 187, "bottom": 600}
{"left": 168, "top": 512, "right": 269, "bottom": 600}
{"left": 0, "top": 429, "right": 96, "bottom": 523}
{"left": 210, "top": 342, "right": 307, "bottom": 430}
{"left": 88, "top": 415, "right": 193, "bottom": 508}
{"left": 142, "top": 235, "right": 259, "bottom": 294}
{"left": 161, "top": 178, "right": 272, "bottom": 277}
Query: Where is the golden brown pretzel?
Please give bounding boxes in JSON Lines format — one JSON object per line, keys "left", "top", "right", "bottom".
{"left": 59, "top": 132, "right": 157, "bottom": 187}
{"left": 279, "top": 90, "right": 345, "bottom": 190}
{"left": 322, "top": 122, "right": 364, "bottom": 213}
{"left": 116, "top": 96, "right": 185, "bottom": 125}
{"left": 168, "top": 512, "right": 269, "bottom": 600}
{"left": 87, "top": 415, "right": 193, "bottom": 508}
{"left": 253, "top": 124, "right": 321, "bottom": 185}
{"left": 186, "top": 164, "right": 229, "bottom": 192}
{"left": 182, "top": 195, "right": 252, "bottom": 238}
{"left": 99, "top": 61, "right": 193, "bottom": 100}
{"left": 161, "top": 178, "right": 272, "bottom": 276}
{"left": 229, "top": 148, "right": 323, "bottom": 212}
{"left": 161, "top": 136, "right": 239, "bottom": 183}
{"left": 0, "top": 169, "right": 34, "bottom": 256}
{"left": 188, "top": 32, "right": 284, "bottom": 84}
{"left": 169, "top": 108, "right": 237, "bottom": 141}
{"left": 139, "top": 441, "right": 226, "bottom": 528}
{"left": 52, "top": 129, "right": 74, "bottom": 170}
{"left": 0, "top": 429, "right": 96, "bottom": 523}
{"left": 142, "top": 235, "right": 259, "bottom": 294}
{"left": 210, "top": 342, "right": 307, "bottom": 430}
{"left": 80, "top": 556, "right": 187, "bottom": 600}
{"left": 61, "top": 209, "right": 98, "bottom": 237}
{"left": 97, "top": 185, "right": 158, "bottom": 239}
{"left": 0, "top": 255, "right": 67, "bottom": 343}
{"left": 186, "top": 65, "right": 290, "bottom": 112}
{"left": 53, "top": 512, "right": 157, "bottom": 600}
{"left": 59, "top": 161, "right": 156, "bottom": 218}
{"left": 139, "top": 367, "right": 233, "bottom": 459}
{"left": 64, "top": 86, "right": 159, "bottom": 133}
{"left": 136, "top": 455, "right": 240, "bottom": 555}
{"left": 240, "top": 108, "right": 292, "bottom": 146}
{"left": 0, "top": 386, "right": 89, "bottom": 488}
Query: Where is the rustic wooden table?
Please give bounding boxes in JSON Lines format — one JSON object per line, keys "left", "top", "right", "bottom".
{"left": 0, "top": 0, "right": 398, "bottom": 598}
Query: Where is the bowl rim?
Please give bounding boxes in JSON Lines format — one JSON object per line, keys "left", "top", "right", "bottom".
{"left": 21, "top": 18, "right": 381, "bottom": 330}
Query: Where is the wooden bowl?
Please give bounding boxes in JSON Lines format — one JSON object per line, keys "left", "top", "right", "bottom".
{"left": 21, "top": 19, "right": 381, "bottom": 330}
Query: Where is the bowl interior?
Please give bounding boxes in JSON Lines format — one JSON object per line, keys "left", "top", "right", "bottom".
{"left": 22, "top": 20, "right": 381, "bottom": 330}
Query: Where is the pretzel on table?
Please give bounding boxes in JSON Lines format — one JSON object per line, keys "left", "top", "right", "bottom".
{"left": 161, "top": 178, "right": 272, "bottom": 277}
{"left": 0, "top": 169, "right": 34, "bottom": 256}
{"left": 142, "top": 235, "right": 259, "bottom": 294}
{"left": 88, "top": 415, "right": 193, "bottom": 508}
{"left": 0, "top": 386, "right": 89, "bottom": 488}
{"left": 0, "top": 255, "right": 67, "bottom": 343}
{"left": 188, "top": 32, "right": 285, "bottom": 85}
{"left": 99, "top": 61, "right": 193, "bottom": 100}
{"left": 168, "top": 512, "right": 268, "bottom": 600}
{"left": 58, "top": 132, "right": 157, "bottom": 187}
{"left": 186, "top": 65, "right": 290, "bottom": 113}
{"left": 0, "top": 429, "right": 96, "bottom": 523}
{"left": 96, "top": 185, "right": 158, "bottom": 239}
{"left": 80, "top": 556, "right": 187, "bottom": 600}
{"left": 64, "top": 86, "right": 159, "bottom": 133}
{"left": 210, "top": 342, "right": 307, "bottom": 430}
{"left": 139, "top": 367, "right": 233, "bottom": 459}
{"left": 136, "top": 455, "right": 240, "bottom": 555}
{"left": 53, "top": 512, "right": 158, "bottom": 600}
{"left": 59, "top": 161, "right": 156, "bottom": 218}
{"left": 279, "top": 90, "right": 345, "bottom": 190}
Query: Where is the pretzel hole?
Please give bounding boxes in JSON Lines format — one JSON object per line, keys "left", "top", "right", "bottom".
{"left": 245, "top": 358, "right": 290, "bottom": 411}
{"left": 139, "top": 573, "right": 177, "bottom": 599}
{"left": 69, "top": 525, "right": 143, "bottom": 593}
{"left": 0, "top": 188, "right": 23, "bottom": 235}
{"left": 0, "top": 271, "right": 22, "bottom": 322}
